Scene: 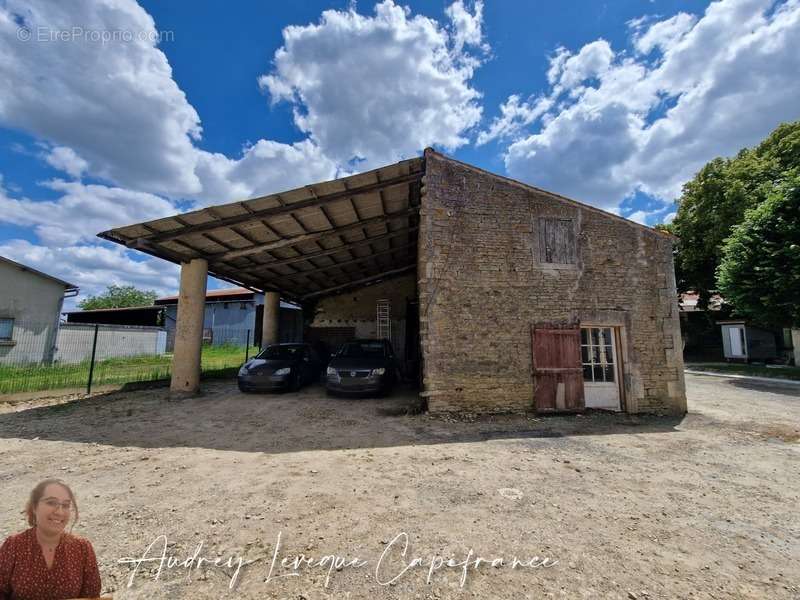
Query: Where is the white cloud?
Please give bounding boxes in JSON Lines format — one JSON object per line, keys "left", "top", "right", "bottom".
{"left": 0, "top": 0, "right": 341, "bottom": 204}
{"left": 489, "top": 0, "right": 800, "bottom": 212}
{"left": 193, "top": 139, "right": 338, "bottom": 206}
{"left": 42, "top": 146, "right": 88, "bottom": 179}
{"left": 0, "top": 179, "right": 177, "bottom": 246}
{"left": 0, "top": 0, "right": 203, "bottom": 197}
{"left": 549, "top": 40, "right": 615, "bottom": 90}
{"left": 258, "top": 0, "right": 486, "bottom": 168}
{"left": 476, "top": 94, "right": 552, "bottom": 145}
{"left": 633, "top": 12, "right": 697, "bottom": 54}
{"left": 626, "top": 210, "right": 648, "bottom": 225}
{"left": 445, "top": 0, "right": 488, "bottom": 55}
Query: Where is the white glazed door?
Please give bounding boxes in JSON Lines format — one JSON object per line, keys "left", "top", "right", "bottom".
{"left": 581, "top": 327, "right": 621, "bottom": 410}
{"left": 729, "top": 327, "right": 745, "bottom": 357}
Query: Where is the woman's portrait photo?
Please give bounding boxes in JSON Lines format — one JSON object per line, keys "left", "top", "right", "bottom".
{"left": 0, "top": 479, "right": 102, "bottom": 600}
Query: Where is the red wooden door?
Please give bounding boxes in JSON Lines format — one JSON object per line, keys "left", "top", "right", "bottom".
{"left": 531, "top": 325, "right": 585, "bottom": 413}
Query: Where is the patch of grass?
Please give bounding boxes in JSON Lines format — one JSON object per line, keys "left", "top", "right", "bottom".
{"left": 0, "top": 344, "right": 258, "bottom": 394}
{"left": 686, "top": 362, "right": 800, "bottom": 381}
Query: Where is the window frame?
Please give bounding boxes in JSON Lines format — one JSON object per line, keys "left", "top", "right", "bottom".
{"left": 0, "top": 317, "right": 14, "bottom": 341}
{"left": 580, "top": 326, "right": 617, "bottom": 384}
{"left": 538, "top": 217, "right": 577, "bottom": 265}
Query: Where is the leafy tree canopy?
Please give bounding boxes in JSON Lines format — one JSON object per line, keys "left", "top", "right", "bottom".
{"left": 717, "top": 174, "right": 800, "bottom": 327}
{"left": 669, "top": 120, "right": 800, "bottom": 298}
{"left": 78, "top": 284, "right": 158, "bottom": 310}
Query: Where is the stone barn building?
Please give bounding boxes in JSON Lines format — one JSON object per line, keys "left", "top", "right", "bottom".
{"left": 100, "top": 149, "right": 686, "bottom": 415}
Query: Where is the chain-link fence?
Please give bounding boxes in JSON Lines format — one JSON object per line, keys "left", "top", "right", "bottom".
{"left": 0, "top": 319, "right": 257, "bottom": 396}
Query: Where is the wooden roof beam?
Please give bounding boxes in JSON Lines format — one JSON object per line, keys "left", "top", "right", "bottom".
{"left": 211, "top": 209, "right": 417, "bottom": 262}
{"left": 300, "top": 264, "right": 416, "bottom": 300}
{"left": 278, "top": 242, "right": 416, "bottom": 283}
{"left": 246, "top": 226, "right": 418, "bottom": 273}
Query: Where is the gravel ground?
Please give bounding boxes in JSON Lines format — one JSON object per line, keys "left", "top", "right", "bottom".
{"left": 0, "top": 373, "right": 798, "bottom": 599}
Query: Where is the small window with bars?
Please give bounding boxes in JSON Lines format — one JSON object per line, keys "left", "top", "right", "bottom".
{"left": 0, "top": 318, "right": 13, "bottom": 340}
{"left": 538, "top": 217, "right": 576, "bottom": 264}
{"left": 581, "top": 327, "right": 615, "bottom": 383}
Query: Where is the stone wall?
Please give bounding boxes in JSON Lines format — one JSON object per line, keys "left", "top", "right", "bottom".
{"left": 310, "top": 273, "right": 417, "bottom": 356}
{"left": 418, "top": 150, "right": 686, "bottom": 414}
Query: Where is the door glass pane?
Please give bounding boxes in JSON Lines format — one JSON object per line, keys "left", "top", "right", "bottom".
{"left": 591, "top": 329, "right": 600, "bottom": 346}
{"left": 581, "top": 346, "right": 589, "bottom": 363}
{"left": 591, "top": 346, "right": 600, "bottom": 363}
{"left": 581, "top": 328, "right": 588, "bottom": 345}
{"left": 583, "top": 364, "right": 593, "bottom": 381}
{"left": 606, "top": 346, "right": 614, "bottom": 363}
{"left": 603, "top": 328, "right": 613, "bottom": 345}
{"left": 593, "top": 365, "right": 604, "bottom": 382}
{"left": 601, "top": 345, "right": 614, "bottom": 365}
{"left": 603, "top": 365, "right": 615, "bottom": 382}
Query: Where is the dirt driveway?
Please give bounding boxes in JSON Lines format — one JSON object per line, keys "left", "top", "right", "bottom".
{"left": 0, "top": 373, "right": 798, "bottom": 599}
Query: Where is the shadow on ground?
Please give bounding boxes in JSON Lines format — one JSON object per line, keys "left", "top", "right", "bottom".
{"left": 726, "top": 378, "right": 800, "bottom": 397}
{"left": 0, "top": 379, "right": 684, "bottom": 454}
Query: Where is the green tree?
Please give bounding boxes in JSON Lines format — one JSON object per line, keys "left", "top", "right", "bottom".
{"left": 78, "top": 284, "right": 158, "bottom": 310}
{"left": 671, "top": 120, "right": 800, "bottom": 300}
{"left": 716, "top": 175, "right": 800, "bottom": 327}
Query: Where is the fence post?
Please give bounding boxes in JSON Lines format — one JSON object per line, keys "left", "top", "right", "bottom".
{"left": 245, "top": 329, "right": 251, "bottom": 361}
{"left": 86, "top": 323, "right": 99, "bottom": 395}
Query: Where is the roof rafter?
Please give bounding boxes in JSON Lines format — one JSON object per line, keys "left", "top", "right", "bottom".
{"left": 247, "top": 227, "right": 418, "bottom": 274}
{"left": 300, "top": 264, "right": 416, "bottom": 300}
{"left": 211, "top": 209, "right": 417, "bottom": 262}
{"left": 279, "top": 242, "right": 416, "bottom": 283}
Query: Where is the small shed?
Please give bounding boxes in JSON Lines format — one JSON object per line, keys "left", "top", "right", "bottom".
{"left": 718, "top": 320, "right": 778, "bottom": 362}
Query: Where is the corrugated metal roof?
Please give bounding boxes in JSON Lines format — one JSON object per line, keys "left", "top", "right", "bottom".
{"left": 100, "top": 157, "right": 423, "bottom": 301}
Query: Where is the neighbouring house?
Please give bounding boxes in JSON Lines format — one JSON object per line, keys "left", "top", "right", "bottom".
{"left": 0, "top": 256, "right": 79, "bottom": 364}
{"left": 678, "top": 291, "right": 795, "bottom": 365}
{"left": 99, "top": 149, "right": 686, "bottom": 414}
{"left": 154, "top": 288, "right": 302, "bottom": 350}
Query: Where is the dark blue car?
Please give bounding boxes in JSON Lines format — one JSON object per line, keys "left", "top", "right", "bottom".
{"left": 238, "top": 343, "right": 322, "bottom": 393}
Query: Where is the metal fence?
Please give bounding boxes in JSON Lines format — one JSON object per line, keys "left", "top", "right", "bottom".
{"left": 0, "top": 319, "right": 257, "bottom": 396}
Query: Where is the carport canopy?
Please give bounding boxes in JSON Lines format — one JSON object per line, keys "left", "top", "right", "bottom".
{"left": 99, "top": 156, "right": 423, "bottom": 302}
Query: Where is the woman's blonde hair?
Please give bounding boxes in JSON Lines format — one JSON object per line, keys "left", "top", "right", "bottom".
{"left": 24, "top": 479, "right": 79, "bottom": 527}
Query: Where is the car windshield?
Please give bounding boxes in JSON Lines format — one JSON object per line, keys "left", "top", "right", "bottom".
{"left": 256, "top": 345, "right": 305, "bottom": 360}
{"left": 338, "top": 341, "right": 386, "bottom": 358}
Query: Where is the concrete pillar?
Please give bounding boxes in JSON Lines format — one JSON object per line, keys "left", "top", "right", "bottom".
{"left": 262, "top": 291, "right": 280, "bottom": 348}
{"left": 170, "top": 259, "right": 208, "bottom": 396}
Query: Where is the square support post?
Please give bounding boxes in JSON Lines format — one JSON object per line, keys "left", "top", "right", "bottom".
{"left": 262, "top": 291, "right": 280, "bottom": 348}
{"left": 170, "top": 258, "right": 208, "bottom": 396}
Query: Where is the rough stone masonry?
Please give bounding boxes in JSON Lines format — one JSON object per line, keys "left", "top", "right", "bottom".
{"left": 417, "top": 150, "right": 686, "bottom": 414}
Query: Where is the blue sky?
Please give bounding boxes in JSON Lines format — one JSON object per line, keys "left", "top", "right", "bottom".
{"left": 1, "top": 0, "right": 798, "bottom": 303}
